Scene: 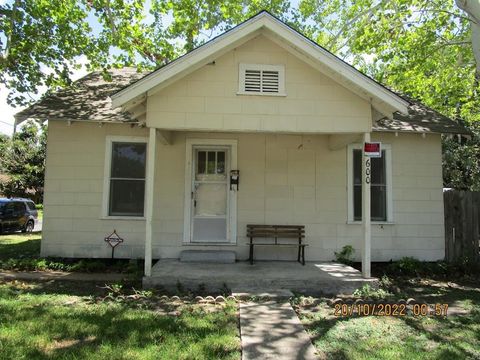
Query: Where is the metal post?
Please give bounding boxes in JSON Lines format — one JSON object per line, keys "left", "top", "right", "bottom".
{"left": 362, "top": 132, "right": 371, "bottom": 278}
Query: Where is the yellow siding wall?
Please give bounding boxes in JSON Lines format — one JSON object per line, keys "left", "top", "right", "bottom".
{"left": 146, "top": 35, "right": 371, "bottom": 133}
{"left": 42, "top": 121, "right": 444, "bottom": 261}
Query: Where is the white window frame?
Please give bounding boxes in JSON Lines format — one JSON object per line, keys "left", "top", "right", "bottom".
{"left": 102, "top": 135, "right": 148, "bottom": 220}
{"left": 183, "top": 138, "right": 238, "bottom": 244}
{"left": 237, "top": 63, "right": 286, "bottom": 96}
{"left": 347, "top": 143, "right": 393, "bottom": 224}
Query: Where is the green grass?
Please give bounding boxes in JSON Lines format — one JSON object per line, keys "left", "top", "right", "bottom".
{"left": 294, "top": 281, "right": 480, "bottom": 360}
{"left": 0, "top": 233, "right": 141, "bottom": 274}
{"left": 37, "top": 209, "right": 43, "bottom": 220}
{"left": 0, "top": 281, "right": 240, "bottom": 360}
{"left": 0, "top": 233, "right": 41, "bottom": 260}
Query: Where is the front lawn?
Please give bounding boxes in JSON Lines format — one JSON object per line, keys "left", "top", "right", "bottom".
{"left": 294, "top": 279, "right": 480, "bottom": 360}
{"left": 0, "top": 280, "right": 240, "bottom": 360}
{"left": 0, "top": 233, "right": 41, "bottom": 259}
{"left": 0, "top": 233, "right": 141, "bottom": 274}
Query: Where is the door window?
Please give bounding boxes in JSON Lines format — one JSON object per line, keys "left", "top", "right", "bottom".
{"left": 192, "top": 148, "right": 228, "bottom": 241}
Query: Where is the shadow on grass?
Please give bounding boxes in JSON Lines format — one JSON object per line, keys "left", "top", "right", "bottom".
{"left": 0, "top": 284, "right": 240, "bottom": 359}
{"left": 0, "top": 237, "right": 41, "bottom": 259}
{"left": 299, "top": 282, "right": 480, "bottom": 360}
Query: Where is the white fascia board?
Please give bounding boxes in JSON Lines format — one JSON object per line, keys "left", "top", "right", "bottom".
{"left": 111, "top": 13, "right": 268, "bottom": 108}
{"left": 263, "top": 20, "right": 409, "bottom": 114}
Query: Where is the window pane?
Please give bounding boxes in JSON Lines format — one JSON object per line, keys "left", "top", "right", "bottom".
{"left": 27, "top": 202, "right": 36, "bottom": 211}
{"left": 354, "top": 185, "right": 362, "bottom": 221}
{"left": 111, "top": 143, "right": 146, "bottom": 179}
{"left": 353, "top": 149, "right": 362, "bottom": 185}
{"left": 352, "top": 149, "right": 388, "bottom": 221}
{"left": 14, "top": 202, "right": 25, "bottom": 212}
{"left": 197, "top": 151, "right": 206, "bottom": 174}
{"left": 217, "top": 151, "right": 225, "bottom": 174}
{"left": 109, "top": 180, "right": 145, "bottom": 216}
{"left": 371, "top": 151, "right": 386, "bottom": 185}
{"left": 207, "top": 152, "right": 216, "bottom": 174}
{"left": 371, "top": 185, "right": 387, "bottom": 221}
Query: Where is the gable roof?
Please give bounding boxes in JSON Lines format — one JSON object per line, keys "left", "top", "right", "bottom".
{"left": 14, "top": 11, "right": 470, "bottom": 136}
{"left": 14, "top": 68, "right": 148, "bottom": 125}
{"left": 111, "top": 11, "right": 409, "bottom": 117}
{"left": 14, "top": 68, "right": 470, "bottom": 135}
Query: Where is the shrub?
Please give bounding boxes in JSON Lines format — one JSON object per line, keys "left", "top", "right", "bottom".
{"left": 353, "top": 283, "right": 392, "bottom": 300}
{"left": 335, "top": 245, "right": 355, "bottom": 265}
{"left": 387, "top": 257, "right": 421, "bottom": 276}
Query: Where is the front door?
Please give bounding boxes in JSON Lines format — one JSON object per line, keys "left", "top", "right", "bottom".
{"left": 191, "top": 147, "right": 229, "bottom": 242}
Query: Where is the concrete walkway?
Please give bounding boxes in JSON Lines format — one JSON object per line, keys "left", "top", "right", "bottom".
{"left": 0, "top": 270, "right": 128, "bottom": 282}
{"left": 240, "top": 300, "right": 318, "bottom": 360}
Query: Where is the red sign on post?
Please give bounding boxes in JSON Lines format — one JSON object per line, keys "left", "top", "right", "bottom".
{"left": 364, "top": 142, "right": 382, "bottom": 158}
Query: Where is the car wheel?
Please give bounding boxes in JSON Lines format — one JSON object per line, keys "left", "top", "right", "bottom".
{"left": 23, "top": 220, "right": 34, "bottom": 233}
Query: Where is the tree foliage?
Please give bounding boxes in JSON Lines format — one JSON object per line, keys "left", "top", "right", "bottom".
{"left": 297, "top": 0, "right": 480, "bottom": 189}
{"left": 0, "top": 120, "right": 47, "bottom": 202}
{"left": 0, "top": 0, "right": 295, "bottom": 106}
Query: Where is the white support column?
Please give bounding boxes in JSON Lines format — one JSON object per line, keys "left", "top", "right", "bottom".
{"left": 362, "top": 132, "right": 371, "bottom": 278}
{"left": 144, "top": 127, "right": 156, "bottom": 277}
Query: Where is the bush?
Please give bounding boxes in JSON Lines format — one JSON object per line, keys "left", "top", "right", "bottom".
{"left": 0, "top": 257, "right": 140, "bottom": 274}
{"left": 387, "top": 257, "right": 421, "bottom": 276}
{"left": 384, "top": 256, "right": 480, "bottom": 278}
{"left": 353, "top": 283, "right": 392, "bottom": 300}
{"left": 335, "top": 245, "right": 355, "bottom": 265}
{"left": 35, "top": 204, "right": 43, "bottom": 210}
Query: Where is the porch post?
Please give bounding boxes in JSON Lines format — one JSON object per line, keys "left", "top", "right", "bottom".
{"left": 144, "top": 127, "right": 157, "bottom": 277}
{"left": 362, "top": 132, "right": 371, "bottom": 278}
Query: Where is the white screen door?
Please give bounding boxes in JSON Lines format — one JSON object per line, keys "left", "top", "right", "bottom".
{"left": 191, "top": 147, "right": 229, "bottom": 242}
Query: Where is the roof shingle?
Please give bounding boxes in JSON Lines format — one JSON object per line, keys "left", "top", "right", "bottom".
{"left": 15, "top": 68, "right": 149, "bottom": 124}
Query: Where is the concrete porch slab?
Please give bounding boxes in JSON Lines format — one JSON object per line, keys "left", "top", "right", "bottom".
{"left": 143, "top": 260, "right": 376, "bottom": 295}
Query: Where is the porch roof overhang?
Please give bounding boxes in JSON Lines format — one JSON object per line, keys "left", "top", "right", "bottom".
{"left": 110, "top": 11, "right": 409, "bottom": 119}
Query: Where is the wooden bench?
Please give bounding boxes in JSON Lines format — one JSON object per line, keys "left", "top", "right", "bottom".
{"left": 246, "top": 225, "right": 308, "bottom": 265}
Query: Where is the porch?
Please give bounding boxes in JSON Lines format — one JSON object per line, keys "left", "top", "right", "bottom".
{"left": 143, "top": 259, "right": 376, "bottom": 295}
{"left": 143, "top": 128, "right": 375, "bottom": 279}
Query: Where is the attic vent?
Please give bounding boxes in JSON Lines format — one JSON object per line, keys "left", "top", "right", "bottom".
{"left": 239, "top": 64, "right": 286, "bottom": 96}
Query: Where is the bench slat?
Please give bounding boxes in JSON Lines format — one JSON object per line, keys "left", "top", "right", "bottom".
{"left": 247, "top": 231, "right": 305, "bottom": 237}
{"left": 246, "top": 243, "right": 308, "bottom": 247}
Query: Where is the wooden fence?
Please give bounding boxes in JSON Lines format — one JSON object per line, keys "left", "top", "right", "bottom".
{"left": 444, "top": 190, "right": 480, "bottom": 263}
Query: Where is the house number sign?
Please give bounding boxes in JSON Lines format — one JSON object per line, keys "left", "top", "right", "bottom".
{"left": 104, "top": 229, "right": 124, "bottom": 259}
{"left": 365, "top": 158, "right": 371, "bottom": 184}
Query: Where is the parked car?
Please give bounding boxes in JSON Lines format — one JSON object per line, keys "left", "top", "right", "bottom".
{"left": 0, "top": 198, "right": 38, "bottom": 234}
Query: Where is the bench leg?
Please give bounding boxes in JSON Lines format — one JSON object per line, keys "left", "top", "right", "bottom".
{"left": 249, "top": 244, "right": 254, "bottom": 265}
{"left": 302, "top": 246, "right": 306, "bottom": 266}
{"left": 297, "top": 245, "right": 301, "bottom": 263}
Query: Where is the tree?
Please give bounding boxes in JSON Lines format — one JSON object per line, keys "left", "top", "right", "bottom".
{"left": 0, "top": 0, "right": 295, "bottom": 106}
{"left": 0, "top": 120, "right": 47, "bottom": 202}
{"left": 297, "top": 0, "right": 480, "bottom": 189}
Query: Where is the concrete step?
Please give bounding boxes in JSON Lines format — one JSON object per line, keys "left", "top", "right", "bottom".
{"left": 180, "top": 250, "right": 236, "bottom": 263}
{"left": 232, "top": 287, "right": 294, "bottom": 301}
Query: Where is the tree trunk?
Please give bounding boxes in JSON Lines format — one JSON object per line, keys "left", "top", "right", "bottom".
{"left": 455, "top": 0, "right": 480, "bottom": 81}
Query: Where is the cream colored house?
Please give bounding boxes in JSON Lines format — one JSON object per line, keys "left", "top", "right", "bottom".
{"left": 16, "top": 12, "right": 469, "bottom": 278}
